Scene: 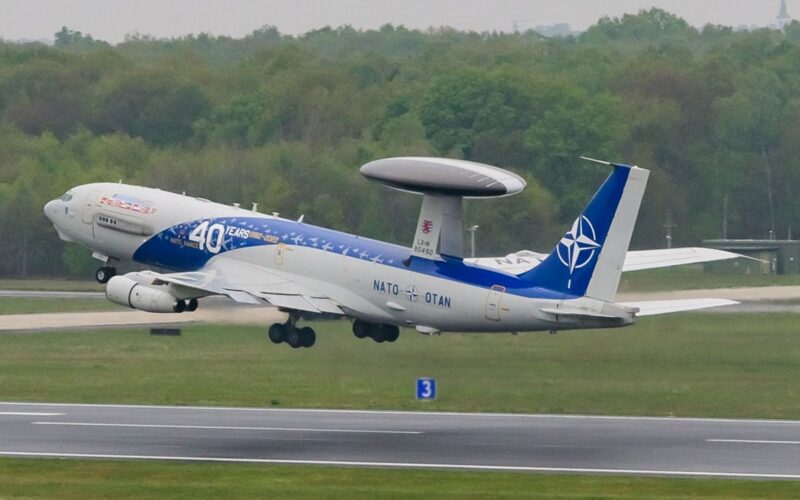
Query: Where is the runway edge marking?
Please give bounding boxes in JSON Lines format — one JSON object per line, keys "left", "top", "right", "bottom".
{"left": 4, "top": 402, "right": 800, "bottom": 426}
{"left": 0, "top": 451, "right": 799, "bottom": 479}
{"left": 31, "top": 422, "right": 422, "bottom": 434}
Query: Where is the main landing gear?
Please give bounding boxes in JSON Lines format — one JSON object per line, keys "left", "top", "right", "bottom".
{"left": 352, "top": 319, "right": 400, "bottom": 343}
{"left": 268, "top": 321, "right": 316, "bottom": 349}
{"left": 95, "top": 266, "right": 117, "bottom": 284}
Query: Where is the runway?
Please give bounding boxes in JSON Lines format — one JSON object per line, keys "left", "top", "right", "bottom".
{"left": 1, "top": 402, "right": 800, "bottom": 479}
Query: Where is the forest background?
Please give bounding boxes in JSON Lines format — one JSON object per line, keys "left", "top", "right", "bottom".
{"left": 2, "top": 8, "right": 799, "bottom": 277}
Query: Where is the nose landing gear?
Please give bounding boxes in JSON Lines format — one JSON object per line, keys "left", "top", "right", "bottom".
{"left": 95, "top": 266, "right": 117, "bottom": 284}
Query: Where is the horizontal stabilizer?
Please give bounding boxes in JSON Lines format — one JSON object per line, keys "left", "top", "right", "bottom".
{"left": 470, "top": 247, "right": 748, "bottom": 276}
{"left": 540, "top": 307, "right": 617, "bottom": 319}
{"left": 623, "top": 248, "right": 749, "bottom": 272}
{"left": 619, "top": 298, "right": 738, "bottom": 316}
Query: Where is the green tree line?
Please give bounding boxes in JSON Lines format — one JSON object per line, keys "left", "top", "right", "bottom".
{"left": 2, "top": 9, "right": 800, "bottom": 277}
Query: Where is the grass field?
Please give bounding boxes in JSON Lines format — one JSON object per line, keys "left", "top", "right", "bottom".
{"left": 1, "top": 314, "right": 799, "bottom": 418}
{"left": 0, "top": 297, "right": 120, "bottom": 315}
{"left": 0, "top": 459, "right": 796, "bottom": 499}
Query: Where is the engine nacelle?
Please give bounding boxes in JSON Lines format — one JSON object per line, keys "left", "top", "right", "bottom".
{"left": 106, "top": 275, "right": 186, "bottom": 313}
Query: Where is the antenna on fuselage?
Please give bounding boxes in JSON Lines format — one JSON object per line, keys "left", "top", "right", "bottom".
{"left": 297, "top": 214, "right": 305, "bottom": 223}
{"left": 252, "top": 202, "right": 259, "bottom": 212}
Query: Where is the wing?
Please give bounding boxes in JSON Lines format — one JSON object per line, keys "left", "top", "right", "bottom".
{"left": 620, "top": 298, "right": 738, "bottom": 316}
{"left": 469, "top": 247, "right": 746, "bottom": 275}
{"left": 145, "top": 257, "right": 344, "bottom": 315}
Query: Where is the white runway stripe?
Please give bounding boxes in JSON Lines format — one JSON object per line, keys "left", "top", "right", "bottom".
{"left": 0, "top": 412, "right": 63, "bottom": 416}
{"left": 708, "top": 439, "right": 800, "bottom": 445}
{"left": 5, "top": 401, "right": 800, "bottom": 426}
{"left": 32, "top": 421, "right": 422, "bottom": 435}
{"left": 0, "top": 450, "right": 799, "bottom": 479}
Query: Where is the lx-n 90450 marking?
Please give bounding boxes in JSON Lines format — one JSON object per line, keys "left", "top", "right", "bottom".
{"left": 45, "top": 157, "right": 741, "bottom": 348}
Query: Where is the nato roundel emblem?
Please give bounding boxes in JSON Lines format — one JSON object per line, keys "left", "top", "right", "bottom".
{"left": 557, "top": 215, "right": 601, "bottom": 275}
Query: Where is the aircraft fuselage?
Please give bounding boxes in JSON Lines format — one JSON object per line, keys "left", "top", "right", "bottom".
{"left": 44, "top": 182, "right": 632, "bottom": 333}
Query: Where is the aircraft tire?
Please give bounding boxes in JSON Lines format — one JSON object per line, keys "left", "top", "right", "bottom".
{"left": 286, "top": 328, "right": 303, "bottom": 348}
{"left": 268, "top": 323, "right": 287, "bottom": 344}
{"left": 371, "top": 325, "right": 387, "bottom": 343}
{"left": 384, "top": 325, "right": 400, "bottom": 343}
{"left": 185, "top": 298, "right": 199, "bottom": 312}
{"left": 300, "top": 327, "right": 316, "bottom": 348}
{"left": 352, "top": 320, "right": 370, "bottom": 339}
{"left": 95, "top": 266, "right": 116, "bottom": 284}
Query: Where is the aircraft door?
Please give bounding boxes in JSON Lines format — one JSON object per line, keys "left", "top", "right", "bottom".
{"left": 485, "top": 285, "right": 505, "bottom": 321}
{"left": 82, "top": 190, "right": 100, "bottom": 225}
{"left": 274, "top": 243, "right": 287, "bottom": 266}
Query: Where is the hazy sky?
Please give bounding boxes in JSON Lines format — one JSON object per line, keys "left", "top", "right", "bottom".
{"left": 0, "top": 0, "right": 794, "bottom": 43}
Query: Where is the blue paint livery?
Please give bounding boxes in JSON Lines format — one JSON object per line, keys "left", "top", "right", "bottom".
{"left": 520, "top": 165, "right": 631, "bottom": 296}
{"left": 132, "top": 166, "right": 635, "bottom": 301}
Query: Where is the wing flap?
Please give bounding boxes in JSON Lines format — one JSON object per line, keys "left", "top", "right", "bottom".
{"left": 619, "top": 298, "right": 738, "bottom": 316}
{"left": 259, "top": 293, "right": 321, "bottom": 313}
{"left": 305, "top": 297, "right": 345, "bottom": 314}
{"left": 221, "top": 289, "right": 263, "bottom": 305}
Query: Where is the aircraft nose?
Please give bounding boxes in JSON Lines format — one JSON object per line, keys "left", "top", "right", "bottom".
{"left": 43, "top": 199, "right": 58, "bottom": 222}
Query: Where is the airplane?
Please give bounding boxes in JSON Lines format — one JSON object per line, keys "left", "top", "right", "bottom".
{"left": 44, "top": 156, "right": 742, "bottom": 349}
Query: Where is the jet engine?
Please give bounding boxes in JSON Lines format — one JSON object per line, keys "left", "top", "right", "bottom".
{"left": 106, "top": 275, "right": 186, "bottom": 313}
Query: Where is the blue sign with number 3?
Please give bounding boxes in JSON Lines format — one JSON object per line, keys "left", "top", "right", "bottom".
{"left": 416, "top": 377, "right": 436, "bottom": 400}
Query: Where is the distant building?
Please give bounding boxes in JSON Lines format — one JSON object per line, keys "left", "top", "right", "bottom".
{"left": 533, "top": 23, "right": 578, "bottom": 38}
{"left": 777, "top": 0, "right": 793, "bottom": 30}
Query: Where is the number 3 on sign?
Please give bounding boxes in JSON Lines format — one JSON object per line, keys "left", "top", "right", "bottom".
{"left": 416, "top": 377, "right": 436, "bottom": 400}
{"left": 189, "top": 220, "right": 225, "bottom": 254}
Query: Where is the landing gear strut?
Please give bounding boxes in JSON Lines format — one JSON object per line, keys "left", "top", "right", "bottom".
{"left": 268, "top": 318, "right": 316, "bottom": 349}
{"left": 352, "top": 320, "right": 400, "bottom": 343}
{"left": 95, "top": 266, "right": 117, "bottom": 284}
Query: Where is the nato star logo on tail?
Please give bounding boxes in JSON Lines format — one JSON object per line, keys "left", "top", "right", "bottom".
{"left": 557, "top": 215, "right": 601, "bottom": 289}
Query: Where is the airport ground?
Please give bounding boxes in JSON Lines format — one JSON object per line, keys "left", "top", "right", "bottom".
{"left": 0, "top": 458, "right": 797, "bottom": 499}
{"left": 2, "top": 271, "right": 800, "bottom": 497}
{"left": 2, "top": 315, "right": 800, "bottom": 417}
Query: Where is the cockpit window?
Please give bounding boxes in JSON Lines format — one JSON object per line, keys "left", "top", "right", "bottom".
{"left": 60, "top": 192, "right": 74, "bottom": 202}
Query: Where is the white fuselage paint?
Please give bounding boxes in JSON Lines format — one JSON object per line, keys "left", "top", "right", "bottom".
{"left": 45, "top": 182, "right": 632, "bottom": 333}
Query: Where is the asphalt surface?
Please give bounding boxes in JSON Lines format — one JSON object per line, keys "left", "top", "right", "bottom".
{"left": 1, "top": 402, "right": 800, "bottom": 479}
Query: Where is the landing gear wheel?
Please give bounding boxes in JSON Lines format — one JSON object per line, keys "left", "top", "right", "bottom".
{"left": 268, "top": 323, "right": 287, "bottom": 344}
{"left": 371, "top": 325, "right": 387, "bottom": 343}
{"left": 286, "top": 328, "right": 303, "bottom": 348}
{"left": 95, "top": 266, "right": 116, "bottom": 284}
{"left": 352, "top": 320, "right": 369, "bottom": 339}
{"left": 384, "top": 325, "right": 400, "bottom": 343}
{"left": 185, "top": 298, "right": 199, "bottom": 312}
{"left": 299, "top": 326, "right": 316, "bottom": 348}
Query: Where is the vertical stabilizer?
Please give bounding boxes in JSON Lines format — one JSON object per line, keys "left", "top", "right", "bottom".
{"left": 412, "top": 194, "right": 463, "bottom": 259}
{"left": 520, "top": 164, "right": 649, "bottom": 301}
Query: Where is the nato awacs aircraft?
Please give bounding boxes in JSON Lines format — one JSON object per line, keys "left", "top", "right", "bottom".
{"left": 44, "top": 157, "right": 740, "bottom": 349}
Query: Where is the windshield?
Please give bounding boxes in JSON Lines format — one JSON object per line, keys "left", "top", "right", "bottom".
{"left": 60, "top": 191, "right": 74, "bottom": 202}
